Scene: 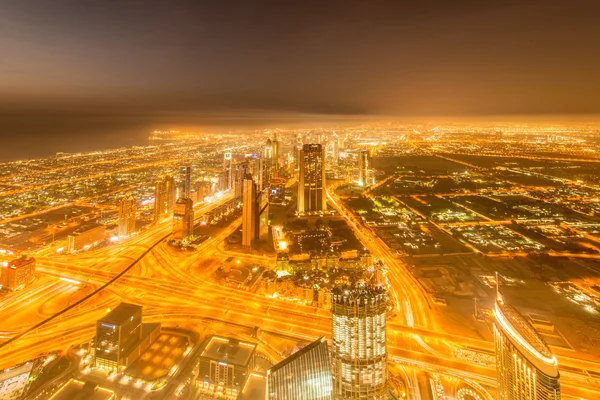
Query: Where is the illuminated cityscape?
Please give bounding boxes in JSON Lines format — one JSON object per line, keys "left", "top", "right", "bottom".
{"left": 2, "top": 1, "right": 600, "bottom": 400}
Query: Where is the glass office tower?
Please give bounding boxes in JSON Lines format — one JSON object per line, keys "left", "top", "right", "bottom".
{"left": 267, "top": 337, "right": 332, "bottom": 400}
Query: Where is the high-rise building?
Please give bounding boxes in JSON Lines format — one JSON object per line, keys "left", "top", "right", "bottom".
{"left": 271, "top": 134, "right": 280, "bottom": 175}
{"left": 118, "top": 192, "right": 136, "bottom": 237}
{"left": 242, "top": 175, "right": 257, "bottom": 248}
{"left": 331, "top": 133, "right": 339, "bottom": 163}
{"left": 295, "top": 132, "right": 303, "bottom": 171}
{"left": 297, "top": 144, "right": 327, "bottom": 214}
{"left": 331, "top": 284, "right": 388, "bottom": 399}
{"left": 224, "top": 152, "right": 233, "bottom": 190}
{"left": 258, "top": 156, "right": 271, "bottom": 191}
{"left": 154, "top": 174, "right": 176, "bottom": 222}
{"left": 258, "top": 190, "right": 270, "bottom": 241}
{"left": 181, "top": 165, "right": 192, "bottom": 198}
{"left": 242, "top": 174, "right": 270, "bottom": 248}
{"left": 233, "top": 161, "right": 249, "bottom": 198}
{"left": 95, "top": 303, "right": 142, "bottom": 371}
{"left": 265, "top": 138, "right": 273, "bottom": 159}
{"left": 266, "top": 337, "right": 333, "bottom": 400}
{"left": 494, "top": 291, "right": 561, "bottom": 400}
{"left": 0, "top": 255, "right": 35, "bottom": 291}
{"left": 173, "top": 197, "right": 194, "bottom": 243}
{"left": 358, "top": 149, "right": 369, "bottom": 187}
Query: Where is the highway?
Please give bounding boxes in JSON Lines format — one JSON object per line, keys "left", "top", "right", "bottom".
{"left": 1, "top": 186, "right": 600, "bottom": 399}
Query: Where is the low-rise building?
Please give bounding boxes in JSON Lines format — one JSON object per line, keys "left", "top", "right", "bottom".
{"left": 0, "top": 255, "right": 35, "bottom": 291}
{"left": 197, "top": 336, "right": 257, "bottom": 398}
{"left": 67, "top": 223, "right": 106, "bottom": 253}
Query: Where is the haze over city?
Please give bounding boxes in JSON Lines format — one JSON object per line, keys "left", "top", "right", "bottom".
{"left": 1, "top": 1, "right": 600, "bottom": 400}
{"left": 2, "top": 0, "right": 600, "bottom": 159}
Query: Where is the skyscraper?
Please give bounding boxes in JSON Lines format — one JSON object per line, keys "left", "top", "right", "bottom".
{"left": 331, "top": 284, "right": 388, "bottom": 399}
{"left": 224, "top": 152, "right": 233, "bottom": 191}
{"left": 242, "top": 173, "right": 270, "bottom": 248}
{"left": 271, "top": 134, "right": 280, "bottom": 176}
{"left": 358, "top": 149, "right": 369, "bottom": 187}
{"left": 294, "top": 133, "right": 303, "bottom": 171}
{"left": 266, "top": 337, "right": 333, "bottom": 400}
{"left": 258, "top": 155, "right": 271, "bottom": 191}
{"left": 494, "top": 291, "right": 561, "bottom": 400}
{"left": 297, "top": 144, "right": 327, "bottom": 215}
{"left": 331, "top": 133, "right": 339, "bottom": 163}
{"left": 173, "top": 197, "right": 194, "bottom": 243}
{"left": 181, "top": 165, "right": 191, "bottom": 198}
{"left": 154, "top": 174, "right": 176, "bottom": 222}
{"left": 118, "top": 192, "right": 136, "bottom": 237}
{"left": 242, "top": 175, "right": 257, "bottom": 248}
{"left": 233, "top": 161, "right": 249, "bottom": 199}
{"left": 265, "top": 138, "right": 273, "bottom": 160}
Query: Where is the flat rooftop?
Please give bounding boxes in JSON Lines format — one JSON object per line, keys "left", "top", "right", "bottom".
{"left": 127, "top": 330, "right": 186, "bottom": 381}
{"left": 98, "top": 303, "right": 141, "bottom": 326}
{"left": 200, "top": 336, "right": 256, "bottom": 367}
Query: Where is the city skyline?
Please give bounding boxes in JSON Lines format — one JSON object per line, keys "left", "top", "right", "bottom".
{"left": 2, "top": 1, "right": 600, "bottom": 399}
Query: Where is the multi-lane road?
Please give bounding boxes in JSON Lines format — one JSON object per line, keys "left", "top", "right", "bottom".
{"left": 1, "top": 186, "right": 600, "bottom": 399}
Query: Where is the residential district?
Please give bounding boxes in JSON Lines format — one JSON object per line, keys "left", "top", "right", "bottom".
{"left": 1, "top": 123, "right": 600, "bottom": 400}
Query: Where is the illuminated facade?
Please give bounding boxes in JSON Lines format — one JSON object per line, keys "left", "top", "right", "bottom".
{"left": 154, "top": 174, "right": 176, "bottom": 222}
{"left": 494, "top": 292, "right": 561, "bottom": 400}
{"left": 118, "top": 192, "right": 136, "bottom": 237}
{"left": 267, "top": 337, "right": 332, "bottom": 400}
{"left": 197, "top": 336, "right": 256, "bottom": 398}
{"left": 358, "top": 149, "right": 369, "bottom": 187}
{"left": 95, "top": 303, "right": 142, "bottom": 371}
{"left": 331, "top": 133, "right": 339, "bottom": 163}
{"left": 331, "top": 285, "right": 388, "bottom": 399}
{"left": 242, "top": 174, "right": 269, "bottom": 248}
{"left": 181, "top": 165, "right": 192, "bottom": 198}
{"left": 67, "top": 223, "right": 106, "bottom": 253}
{"left": 173, "top": 197, "right": 194, "bottom": 243}
{"left": 0, "top": 255, "right": 35, "bottom": 291}
{"left": 271, "top": 135, "right": 280, "bottom": 175}
{"left": 297, "top": 144, "right": 327, "bottom": 214}
{"left": 242, "top": 175, "right": 257, "bottom": 248}
{"left": 233, "top": 161, "right": 249, "bottom": 198}
{"left": 224, "top": 152, "right": 233, "bottom": 190}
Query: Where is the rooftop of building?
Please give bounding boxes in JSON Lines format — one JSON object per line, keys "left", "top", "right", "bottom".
{"left": 495, "top": 299, "right": 554, "bottom": 362}
{"left": 268, "top": 337, "right": 328, "bottom": 375}
{"left": 3, "top": 255, "right": 35, "bottom": 269}
{"left": 331, "top": 283, "right": 387, "bottom": 298}
{"left": 200, "top": 336, "right": 256, "bottom": 367}
{"left": 98, "top": 303, "right": 142, "bottom": 326}
{"left": 72, "top": 222, "right": 104, "bottom": 235}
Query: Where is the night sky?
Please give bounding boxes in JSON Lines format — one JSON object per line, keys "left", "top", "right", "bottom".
{"left": 1, "top": 0, "right": 600, "bottom": 159}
